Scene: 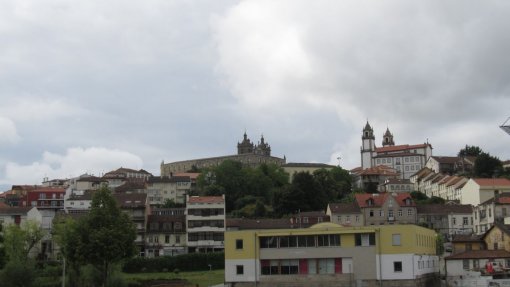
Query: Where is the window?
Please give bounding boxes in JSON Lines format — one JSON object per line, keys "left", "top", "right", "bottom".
{"left": 452, "top": 217, "right": 456, "bottom": 225}
{"left": 303, "top": 217, "right": 309, "bottom": 224}
{"left": 236, "top": 265, "right": 244, "bottom": 275}
{"left": 355, "top": 215, "right": 359, "bottom": 222}
{"left": 392, "top": 234, "right": 401, "bottom": 246}
{"left": 388, "top": 210, "right": 394, "bottom": 217}
{"left": 369, "top": 210, "right": 374, "bottom": 217}
{"left": 489, "top": 208, "right": 492, "bottom": 217}
{"left": 463, "top": 260, "right": 469, "bottom": 270}
{"left": 398, "top": 210, "right": 403, "bottom": 217}
{"left": 165, "top": 235, "right": 170, "bottom": 244}
{"left": 407, "top": 209, "right": 413, "bottom": 216}
{"left": 394, "top": 261, "right": 402, "bottom": 272}
{"left": 379, "top": 210, "right": 384, "bottom": 217}
{"left": 236, "top": 239, "right": 243, "bottom": 250}
{"left": 175, "top": 235, "right": 180, "bottom": 244}
{"left": 355, "top": 233, "right": 375, "bottom": 246}
{"left": 463, "top": 217, "right": 468, "bottom": 225}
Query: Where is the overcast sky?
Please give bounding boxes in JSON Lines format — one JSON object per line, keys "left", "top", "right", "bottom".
{"left": 1, "top": 0, "right": 510, "bottom": 190}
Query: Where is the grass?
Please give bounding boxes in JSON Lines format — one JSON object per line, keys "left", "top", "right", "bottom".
{"left": 123, "top": 269, "right": 224, "bottom": 287}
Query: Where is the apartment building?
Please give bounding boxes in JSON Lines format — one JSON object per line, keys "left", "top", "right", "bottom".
{"left": 186, "top": 195, "right": 226, "bottom": 253}
{"left": 225, "top": 223, "right": 439, "bottom": 287}
{"left": 145, "top": 208, "right": 187, "bottom": 257}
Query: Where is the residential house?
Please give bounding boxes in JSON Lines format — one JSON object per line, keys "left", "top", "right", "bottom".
{"left": 416, "top": 204, "right": 473, "bottom": 240}
{"left": 146, "top": 176, "right": 191, "bottom": 206}
{"left": 425, "top": 156, "right": 474, "bottom": 175}
{"left": 326, "top": 203, "right": 363, "bottom": 227}
{"left": 351, "top": 165, "right": 400, "bottom": 192}
{"left": 460, "top": 178, "right": 510, "bottom": 206}
{"left": 186, "top": 195, "right": 226, "bottom": 253}
{"left": 355, "top": 192, "right": 417, "bottom": 225}
{"left": 103, "top": 167, "right": 152, "bottom": 183}
{"left": 290, "top": 211, "right": 330, "bottom": 228}
{"left": 146, "top": 208, "right": 187, "bottom": 257}
{"left": 113, "top": 193, "right": 149, "bottom": 256}
{"left": 451, "top": 234, "right": 486, "bottom": 254}
{"left": 378, "top": 178, "right": 413, "bottom": 193}
{"left": 23, "top": 188, "right": 65, "bottom": 211}
{"left": 473, "top": 193, "right": 510, "bottom": 235}
{"left": 225, "top": 223, "right": 439, "bottom": 287}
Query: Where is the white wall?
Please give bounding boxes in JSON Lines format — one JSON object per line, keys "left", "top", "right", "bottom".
{"left": 377, "top": 254, "right": 438, "bottom": 280}
{"left": 225, "top": 259, "right": 257, "bottom": 283}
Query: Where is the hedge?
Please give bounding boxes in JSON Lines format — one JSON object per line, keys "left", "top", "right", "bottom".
{"left": 122, "top": 252, "right": 224, "bottom": 273}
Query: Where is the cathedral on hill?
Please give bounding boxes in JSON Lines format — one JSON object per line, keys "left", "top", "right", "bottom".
{"left": 161, "top": 133, "right": 286, "bottom": 175}
{"left": 359, "top": 121, "right": 432, "bottom": 180}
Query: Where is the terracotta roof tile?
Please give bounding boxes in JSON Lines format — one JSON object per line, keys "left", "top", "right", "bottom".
{"left": 188, "top": 196, "right": 224, "bottom": 204}
{"left": 375, "top": 143, "right": 430, "bottom": 153}
{"left": 474, "top": 178, "right": 510, "bottom": 187}
{"left": 355, "top": 192, "right": 414, "bottom": 208}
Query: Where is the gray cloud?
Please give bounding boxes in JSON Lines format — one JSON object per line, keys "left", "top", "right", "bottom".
{"left": 1, "top": 0, "right": 510, "bottom": 190}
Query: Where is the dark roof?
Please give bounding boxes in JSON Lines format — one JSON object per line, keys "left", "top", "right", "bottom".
{"left": 451, "top": 234, "right": 483, "bottom": 243}
{"left": 147, "top": 176, "right": 191, "bottom": 183}
{"left": 226, "top": 218, "right": 293, "bottom": 230}
{"left": 445, "top": 250, "right": 510, "bottom": 260}
{"left": 0, "top": 206, "right": 33, "bottom": 215}
{"left": 417, "top": 204, "right": 473, "bottom": 215}
{"left": 114, "top": 182, "right": 146, "bottom": 193}
{"left": 283, "top": 163, "right": 335, "bottom": 168}
{"left": 431, "top": 156, "right": 463, "bottom": 164}
{"left": 76, "top": 175, "right": 105, "bottom": 182}
{"left": 188, "top": 196, "right": 224, "bottom": 204}
{"left": 328, "top": 203, "right": 361, "bottom": 214}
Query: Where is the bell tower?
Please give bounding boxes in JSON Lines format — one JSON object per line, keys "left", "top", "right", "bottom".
{"left": 382, "top": 127, "right": 395, "bottom": 146}
{"left": 361, "top": 121, "right": 376, "bottom": 169}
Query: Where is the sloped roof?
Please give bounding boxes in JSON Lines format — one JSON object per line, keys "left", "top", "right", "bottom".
{"left": 473, "top": 178, "right": 510, "bottom": 187}
{"left": 355, "top": 192, "right": 414, "bottom": 208}
{"left": 173, "top": 172, "right": 200, "bottom": 180}
{"left": 480, "top": 193, "right": 510, "bottom": 205}
{"left": 452, "top": 234, "right": 484, "bottom": 243}
{"left": 328, "top": 203, "right": 361, "bottom": 214}
{"left": 114, "top": 182, "right": 146, "bottom": 193}
{"left": 375, "top": 143, "right": 430, "bottom": 153}
{"left": 0, "top": 206, "right": 34, "bottom": 215}
{"left": 445, "top": 250, "right": 510, "bottom": 260}
{"left": 411, "top": 167, "right": 434, "bottom": 180}
{"left": 188, "top": 196, "right": 224, "bottom": 204}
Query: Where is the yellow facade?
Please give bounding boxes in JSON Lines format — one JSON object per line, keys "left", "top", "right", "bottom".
{"left": 225, "top": 223, "right": 437, "bottom": 260}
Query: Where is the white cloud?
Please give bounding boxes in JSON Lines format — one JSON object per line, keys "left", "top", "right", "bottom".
{"left": 0, "top": 116, "right": 20, "bottom": 145}
{"left": 0, "top": 98, "right": 85, "bottom": 123}
{"left": 1, "top": 147, "right": 143, "bottom": 185}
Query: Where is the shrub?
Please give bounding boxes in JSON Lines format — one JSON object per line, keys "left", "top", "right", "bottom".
{"left": 122, "top": 252, "right": 224, "bottom": 273}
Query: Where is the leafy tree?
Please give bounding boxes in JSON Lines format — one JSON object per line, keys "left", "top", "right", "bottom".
{"left": 3, "top": 220, "right": 44, "bottom": 262}
{"left": 0, "top": 260, "right": 36, "bottom": 287}
{"left": 57, "top": 187, "right": 136, "bottom": 287}
{"left": 458, "top": 145, "right": 483, "bottom": 157}
{"left": 253, "top": 201, "right": 267, "bottom": 218}
{"left": 474, "top": 152, "right": 503, "bottom": 178}
{"left": 0, "top": 223, "right": 5, "bottom": 269}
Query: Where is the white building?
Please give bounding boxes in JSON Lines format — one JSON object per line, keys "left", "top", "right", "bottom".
{"left": 360, "top": 122, "right": 432, "bottom": 179}
{"left": 460, "top": 178, "right": 510, "bottom": 206}
{"left": 186, "top": 195, "right": 226, "bottom": 253}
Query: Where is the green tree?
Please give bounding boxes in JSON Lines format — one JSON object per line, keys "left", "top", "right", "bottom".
{"left": 458, "top": 145, "right": 483, "bottom": 157}
{"left": 3, "top": 220, "right": 44, "bottom": 262}
{"left": 0, "top": 223, "right": 5, "bottom": 269}
{"left": 474, "top": 152, "right": 503, "bottom": 178}
{"left": 57, "top": 187, "right": 136, "bottom": 287}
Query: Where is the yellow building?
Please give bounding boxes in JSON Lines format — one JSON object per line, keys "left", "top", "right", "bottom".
{"left": 225, "top": 223, "right": 439, "bottom": 287}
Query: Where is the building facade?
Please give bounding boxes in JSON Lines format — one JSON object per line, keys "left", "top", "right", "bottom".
{"left": 225, "top": 223, "right": 439, "bottom": 287}
{"left": 186, "top": 195, "right": 226, "bottom": 253}
{"left": 160, "top": 133, "right": 286, "bottom": 175}
{"left": 360, "top": 122, "right": 432, "bottom": 179}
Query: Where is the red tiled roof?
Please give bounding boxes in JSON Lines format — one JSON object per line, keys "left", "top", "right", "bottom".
{"left": 474, "top": 178, "right": 510, "bottom": 187}
{"left": 355, "top": 192, "right": 414, "bottom": 208}
{"left": 188, "top": 196, "right": 224, "bottom": 204}
{"left": 375, "top": 143, "right": 430, "bottom": 153}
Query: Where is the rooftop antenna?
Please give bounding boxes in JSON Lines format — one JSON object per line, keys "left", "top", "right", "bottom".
{"left": 500, "top": 117, "right": 510, "bottom": 136}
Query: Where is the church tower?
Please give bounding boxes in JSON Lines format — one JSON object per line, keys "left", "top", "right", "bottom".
{"left": 361, "top": 121, "right": 376, "bottom": 169}
{"left": 382, "top": 127, "right": 395, "bottom": 146}
{"left": 237, "top": 132, "right": 254, "bottom": 155}
{"left": 255, "top": 135, "right": 271, "bottom": 156}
